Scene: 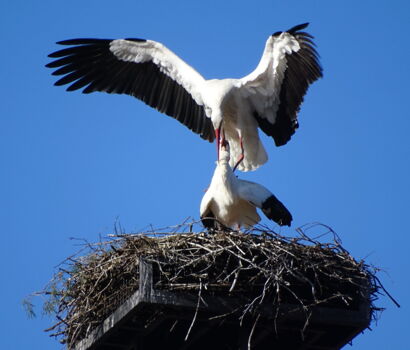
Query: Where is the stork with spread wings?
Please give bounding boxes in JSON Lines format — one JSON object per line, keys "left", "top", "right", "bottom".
{"left": 46, "top": 23, "right": 322, "bottom": 172}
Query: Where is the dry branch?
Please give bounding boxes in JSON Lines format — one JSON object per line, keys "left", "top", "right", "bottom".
{"left": 34, "top": 222, "right": 383, "bottom": 348}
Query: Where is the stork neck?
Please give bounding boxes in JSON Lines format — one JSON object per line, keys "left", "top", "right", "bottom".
{"left": 218, "top": 159, "right": 234, "bottom": 181}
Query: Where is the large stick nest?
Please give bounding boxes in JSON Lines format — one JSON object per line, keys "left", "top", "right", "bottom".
{"left": 33, "top": 223, "right": 384, "bottom": 348}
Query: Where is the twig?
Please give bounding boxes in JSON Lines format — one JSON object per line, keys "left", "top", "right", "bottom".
{"left": 185, "top": 279, "right": 203, "bottom": 341}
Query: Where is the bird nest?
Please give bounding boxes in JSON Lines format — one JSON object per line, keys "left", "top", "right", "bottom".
{"left": 31, "top": 222, "right": 386, "bottom": 348}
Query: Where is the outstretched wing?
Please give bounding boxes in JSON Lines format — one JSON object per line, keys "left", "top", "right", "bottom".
{"left": 46, "top": 38, "right": 215, "bottom": 142}
{"left": 240, "top": 23, "right": 322, "bottom": 146}
{"left": 237, "top": 180, "right": 292, "bottom": 226}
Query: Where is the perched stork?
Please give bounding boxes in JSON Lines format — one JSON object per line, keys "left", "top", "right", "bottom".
{"left": 46, "top": 23, "right": 322, "bottom": 171}
{"left": 200, "top": 142, "right": 292, "bottom": 229}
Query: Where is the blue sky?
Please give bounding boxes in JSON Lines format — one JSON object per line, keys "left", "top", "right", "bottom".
{"left": 1, "top": 0, "right": 408, "bottom": 348}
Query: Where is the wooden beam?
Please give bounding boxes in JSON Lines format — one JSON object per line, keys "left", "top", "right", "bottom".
{"left": 72, "top": 258, "right": 152, "bottom": 350}
{"left": 139, "top": 258, "right": 153, "bottom": 302}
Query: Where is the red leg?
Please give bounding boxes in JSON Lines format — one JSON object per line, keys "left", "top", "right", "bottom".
{"left": 215, "top": 128, "right": 220, "bottom": 161}
{"left": 215, "top": 127, "right": 227, "bottom": 160}
{"left": 221, "top": 129, "right": 226, "bottom": 146}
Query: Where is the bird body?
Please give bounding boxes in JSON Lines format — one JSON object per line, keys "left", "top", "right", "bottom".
{"left": 200, "top": 145, "right": 292, "bottom": 229}
{"left": 47, "top": 23, "right": 322, "bottom": 171}
{"left": 201, "top": 78, "right": 269, "bottom": 171}
{"left": 200, "top": 152, "right": 260, "bottom": 228}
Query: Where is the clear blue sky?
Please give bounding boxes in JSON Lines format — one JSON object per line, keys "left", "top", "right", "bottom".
{"left": 1, "top": 0, "right": 408, "bottom": 349}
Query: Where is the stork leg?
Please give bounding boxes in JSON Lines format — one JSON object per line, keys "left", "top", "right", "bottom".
{"left": 221, "top": 128, "right": 226, "bottom": 146}
{"left": 232, "top": 136, "right": 244, "bottom": 172}
{"left": 215, "top": 128, "right": 221, "bottom": 161}
{"left": 215, "top": 127, "right": 226, "bottom": 161}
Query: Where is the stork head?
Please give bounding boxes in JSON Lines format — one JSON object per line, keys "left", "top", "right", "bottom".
{"left": 219, "top": 140, "right": 230, "bottom": 163}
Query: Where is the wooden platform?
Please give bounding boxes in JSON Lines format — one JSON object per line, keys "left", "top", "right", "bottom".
{"left": 73, "top": 258, "right": 371, "bottom": 350}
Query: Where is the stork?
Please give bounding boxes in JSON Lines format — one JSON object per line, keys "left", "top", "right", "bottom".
{"left": 200, "top": 142, "right": 292, "bottom": 229}
{"left": 46, "top": 23, "right": 322, "bottom": 171}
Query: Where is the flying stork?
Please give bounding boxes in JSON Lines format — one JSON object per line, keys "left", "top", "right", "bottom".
{"left": 200, "top": 142, "right": 292, "bottom": 229}
{"left": 46, "top": 23, "right": 322, "bottom": 171}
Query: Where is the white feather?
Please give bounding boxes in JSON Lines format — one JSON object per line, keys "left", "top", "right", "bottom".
{"left": 110, "top": 39, "right": 206, "bottom": 107}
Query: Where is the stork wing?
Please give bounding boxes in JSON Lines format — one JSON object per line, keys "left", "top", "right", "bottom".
{"left": 240, "top": 23, "right": 322, "bottom": 146}
{"left": 46, "top": 38, "right": 215, "bottom": 142}
{"left": 237, "top": 180, "right": 292, "bottom": 226}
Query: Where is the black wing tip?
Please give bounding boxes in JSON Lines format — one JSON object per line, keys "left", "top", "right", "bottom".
{"left": 288, "top": 22, "right": 309, "bottom": 34}
{"left": 124, "top": 38, "right": 147, "bottom": 43}
{"left": 55, "top": 38, "right": 146, "bottom": 46}
{"left": 55, "top": 38, "right": 111, "bottom": 45}
{"left": 273, "top": 132, "right": 294, "bottom": 147}
{"left": 262, "top": 195, "right": 293, "bottom": 227}
{"left": 47, "top": 51, "right": 62, "bottom": 58}
{"left": 47, "top": 39, "right": 111, "bottom": 58}
{"left": 272, "top": 22, "right": 310, "bottom": 37}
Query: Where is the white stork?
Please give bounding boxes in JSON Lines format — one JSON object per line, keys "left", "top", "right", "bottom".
{"left": 46, "top": 23, "right": 322, "bottom": 171}
{"left": 200, "top": 142, "right": 292, "bottom": 229}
